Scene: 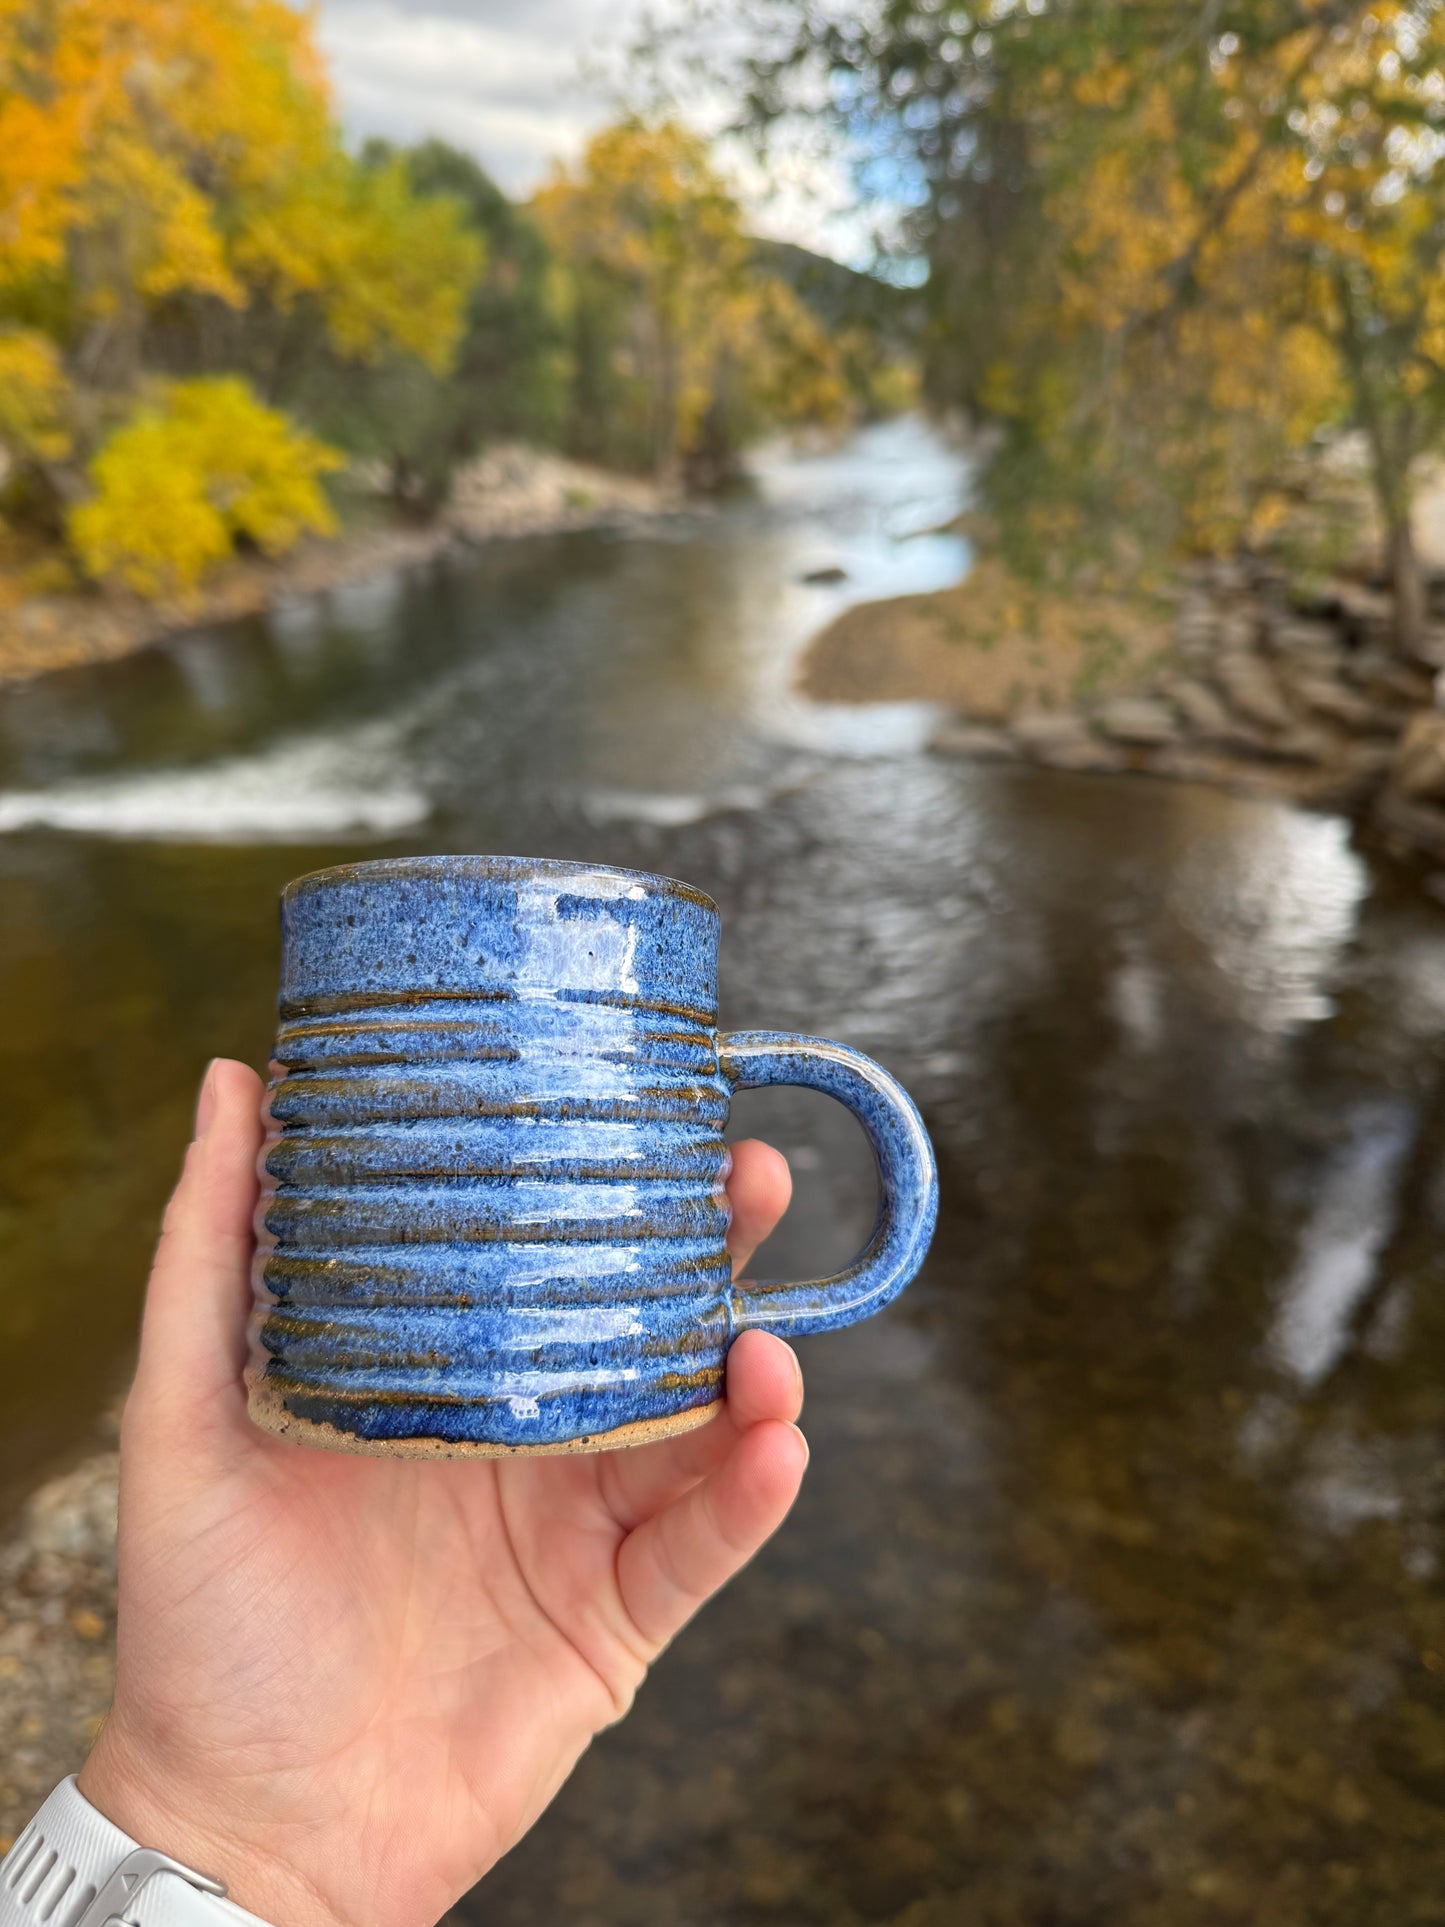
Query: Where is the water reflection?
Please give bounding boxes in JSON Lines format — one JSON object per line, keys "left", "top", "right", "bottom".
{"left": 1170, "top": 810, "right": 1368, "bottom": 1036}
{"left": 3, "top": 421, "right": 1445, "bottom": 1918}
{"left": 1269, "top": 1102, "right": 1414, "bottom": 1384}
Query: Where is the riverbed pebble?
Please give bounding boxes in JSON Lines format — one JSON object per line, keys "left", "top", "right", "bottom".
{"left": 0, "top": 1450, "right": 118, "bottom": 1848}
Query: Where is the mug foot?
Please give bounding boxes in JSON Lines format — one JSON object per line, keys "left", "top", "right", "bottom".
{"left": 245, "top": 1372, "right": 723, "bottom": 1459}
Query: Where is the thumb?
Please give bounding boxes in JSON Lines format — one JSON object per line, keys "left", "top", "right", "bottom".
{"left": 131, "top": 1058, "right": 265, "bottom": 1443}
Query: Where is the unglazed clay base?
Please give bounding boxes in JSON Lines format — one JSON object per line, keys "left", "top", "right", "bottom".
{"left": 246, "top": 1372, "right": 724, "bottom": 1459}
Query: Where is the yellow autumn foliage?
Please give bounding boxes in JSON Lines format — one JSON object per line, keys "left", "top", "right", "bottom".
{"left": 0, "top": 0, "right": 479, "bottom": 373}
{"left": 967, "top": 4, "right": 1445, "bottom": 575}
{"left": 536, "top": 120, "right": 850, "bottom": 478}
{"left": 0, "top": 327, "right": 70, "bottom": 463}
{"left": 69, "top": 377, "right": 341, "bottom": 596}
{"left": 238, "top": 154, "right": 483, "bottom": 374}
{"left": 745, "top": 276, "right": 851, "bottom": 428}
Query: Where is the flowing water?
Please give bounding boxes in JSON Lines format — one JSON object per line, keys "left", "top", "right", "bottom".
{"left": 4, "top": 419, "right": 1445, "bottom": 1922}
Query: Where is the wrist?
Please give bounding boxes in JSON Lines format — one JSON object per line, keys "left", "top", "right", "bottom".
{"left": 78, "top": 1729, "right": 350, "bottom": 1927}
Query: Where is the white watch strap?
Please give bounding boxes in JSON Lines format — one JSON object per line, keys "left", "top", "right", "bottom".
{"left": 0, "top": 1781, "right": 273, "bottom": 1927}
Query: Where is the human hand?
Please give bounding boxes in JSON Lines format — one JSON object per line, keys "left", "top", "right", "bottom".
{"left": 79, "top": 1058, "right": 805, "bottom": 1927}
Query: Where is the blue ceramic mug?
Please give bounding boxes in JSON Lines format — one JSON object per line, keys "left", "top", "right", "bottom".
{"left": 247, "top": 855, "right": 938, "bottom": 1457}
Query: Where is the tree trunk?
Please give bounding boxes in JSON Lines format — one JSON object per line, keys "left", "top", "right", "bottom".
{"left": 1389, "top": 510, "right": 1427, "bottom": 661}
{"left": 652, "top": 303, "right": 682, "bottom": 495}
{"left": 653, "top": 358, "right": 681, "bottom": 494}
{"left": 1331, "top": 271, "right": 1426, "bottom": 660}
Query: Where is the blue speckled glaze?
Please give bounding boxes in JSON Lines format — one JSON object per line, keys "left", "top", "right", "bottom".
{"left": 248, "top": 855, "right": 938, "bottom": 1455}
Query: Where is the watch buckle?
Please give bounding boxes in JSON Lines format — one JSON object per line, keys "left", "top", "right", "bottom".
{"left": 71, "top": 1849, "right": 226, "bottom": 1927}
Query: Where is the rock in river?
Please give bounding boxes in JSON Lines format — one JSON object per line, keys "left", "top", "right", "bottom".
{"left": 1384, "top": 708, "right": 1445, "bottom": 803}
{"left": 1093, "top": 697, "right": 1179, "bottom": 748}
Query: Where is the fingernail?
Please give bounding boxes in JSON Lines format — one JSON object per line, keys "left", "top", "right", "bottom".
{"left": 194, "top": 1060, "right": 219, "bottom": 1138}
{"left": 788, "top": 1345, "right": 804, "bottom": 1403}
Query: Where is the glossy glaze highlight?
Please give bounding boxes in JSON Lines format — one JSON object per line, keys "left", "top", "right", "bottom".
{"left": 248, "top": 855, "right": 938, "bottom": 1455}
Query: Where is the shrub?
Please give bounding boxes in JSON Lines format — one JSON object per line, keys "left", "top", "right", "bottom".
{"left": 0, "top": 330, "right": 72, "bottom": 467}
{"left": 69, "top": 377, "right": 341, "bottom": 596}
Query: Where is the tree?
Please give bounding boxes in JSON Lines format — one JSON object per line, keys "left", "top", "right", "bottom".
{"left": 536, "top": 120, "right": 754, "bottom": 485}
{"left": 963, "top": 18, "right": 1349, "bottom": 582}
{"left": 0, "top": 327, "right": 70, "bottom": 465}
{"left": 0, "top": 0, "right": 482, "bottom": 586}
{"left": 1280, "top": 8, "right": 1445, "bottom": 650}
{"left": 751, "top": 238, "right": 922, "bottom": 419}
{"left": 68, "top": 377, "right": 340, "bottom": 595}
{"left": 287, "top": 141, "right": 572, "bottom": 514}
{"left": 0, "top": 0, "right": 480, "bottom": 384}
{"left": 727, "top": 1, "right": 1445, "bottom": 648}
{"left": 534, "top": 119, "right": 848, "bottom": 487}
{"left": 402, "top": 142, "right": 570, "bottom": 451}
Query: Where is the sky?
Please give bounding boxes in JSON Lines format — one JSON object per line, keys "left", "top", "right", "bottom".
{"left": 312, "top": 0, "right": 868, "bottom": 263}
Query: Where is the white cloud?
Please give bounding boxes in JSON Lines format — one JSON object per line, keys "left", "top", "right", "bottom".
{"left": 316, "top": 0, "right": 680, "bottom": 192}
{"left": 312, "top": 0, "right": 872, "bottom": 263}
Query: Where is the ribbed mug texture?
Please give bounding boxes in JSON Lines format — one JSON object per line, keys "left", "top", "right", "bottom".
{"left": 248, "top": 855, "right": 938, "bottom": 1457}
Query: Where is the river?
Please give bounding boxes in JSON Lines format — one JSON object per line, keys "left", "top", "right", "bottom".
{"left": 3, "top": 418, "right": 1445, "bottom": 1921}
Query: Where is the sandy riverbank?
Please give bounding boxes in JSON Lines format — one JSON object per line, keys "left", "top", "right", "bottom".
{"left": 0, "top": 447, "right": 676, "bottom": 689}
{"left": 802, "top": 548, "right": 1445, "bottom": 860}
{"left": 800, "top": 556, "right": 1174, "bottom": 716}
{"left": 799, "top": 447, "right": 1445, "bottom": 850}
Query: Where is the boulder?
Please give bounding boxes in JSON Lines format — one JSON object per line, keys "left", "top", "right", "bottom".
{"left": 1374, "top": 787, "right": 1445, "bottom": 863}
{"left": 16, "top": 1456, "right": 118, "bottom": 1569}
{"left": 1150, "top": 746, "right": 1264, "bottom": 791}
{"left": 1340, "top": 740, "right": 1400, "bottom": 791}
{"left": 1268, "top": 724, "right": 1336, "bottom": 767}
{"left": 1165, "top": 678, "right": 1234, "bottom": 738}
{"left": 1188, "top": 724, "right": 1328, "bottom": 768}
{"left": 1011, "top": 710, "right": 1093, "bottom": 755}
{"left": 1332, "top": 583, "right": 1395, "bottom": 650}
{"left": 1249, "top": 561, "right": 1292, "bottom": 599}
{"left": 932, "top": 720, "right": 1015, "bottom": 761}
{"left": 1093, "top": 697, "right": 1179, "bottom": 748}
{"left": 1288, "top": 676, "right": 1388, "bottom": 734}
{"left": 1173, "top": 599, "right": 1219, "bottom": 650}
{"left": 1267, "top": 616, "right": 1342, "bottom": 655}
{"left": 1206, "top": 558, "right": 1251, "bottom": 597}
{"left": 1384, "top": 709, "right": 1445, "bottom": 804}
{"left": 1218, "top": 612, "right": 1260, "bottom": 652}
{"left": 1010, "top": 710, "right": 1122, "bottom": 771}
{"left": 1215, "top": 653, "right": 1295, "bottom": 731}
{"left": 1293, "top": 748, "right": 1394, "bottom": 812}
{"left": 1344, "top": 654, "right": 1436, "bottom": 709}
{"left": 1175, "top": 635, "right": 1216, "bottom": 669}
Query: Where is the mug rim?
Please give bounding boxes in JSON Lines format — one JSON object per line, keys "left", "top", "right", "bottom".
{"left": 281, "top": 853, "right": 719, "bottom": 916}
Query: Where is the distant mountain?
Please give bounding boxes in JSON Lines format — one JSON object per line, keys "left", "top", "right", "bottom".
{"left": 750, "top": 239, "right": 920, "bottom": 351}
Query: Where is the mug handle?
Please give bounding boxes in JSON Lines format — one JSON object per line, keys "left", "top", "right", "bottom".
{"left": 718, "top": 1030, "right": 938, "bottom": 1338}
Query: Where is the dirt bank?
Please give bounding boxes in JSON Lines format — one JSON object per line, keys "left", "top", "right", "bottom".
{"left": 805, "top": 550, "right": 1445, "bottom": 839}
{"left": 800, "top": 556, "right": 1174, "bottom": 717}
{"left": 0, "top": 447, "right": 676, "bottom": 690}
{"left": 0, "top": 526, "right": 450, "bottom": 688}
